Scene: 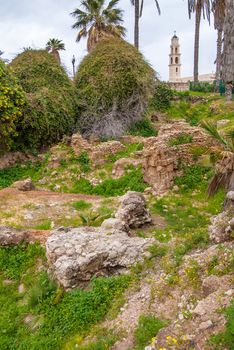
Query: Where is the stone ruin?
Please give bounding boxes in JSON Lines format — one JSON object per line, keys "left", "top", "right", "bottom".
{"left": 143, "top": 121, "right": 216, "bottom": 194}
{"left": 71, "top": 133, "right": 126, "bottom": 167}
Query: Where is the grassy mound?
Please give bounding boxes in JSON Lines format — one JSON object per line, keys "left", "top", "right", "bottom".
{"left": 10, "top": 50, "right": 77, "bottom": 150}
{"left": 75, "top": 38, "right": 155, "bottom": 138}
{"left": 0, "top": 61, "right": 26, "bottom": 153}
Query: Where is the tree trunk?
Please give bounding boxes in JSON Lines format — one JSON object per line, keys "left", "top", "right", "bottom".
{"left": 222, "top": 0, "right": 234, "bottom": 100}
{"left": 194, "top": 0, "right": 202, "bottom": 83}
{"left": 52, "top": 50, "right": 61, "bottom": 64}
{"left": 216, "top": 29, "right": 223, "bottom": 88}
{"left": 226, "top": 82, "right": 233, "bottom": 101}
{"left": 134, "top": 0, "right": 140, "bottom": 49}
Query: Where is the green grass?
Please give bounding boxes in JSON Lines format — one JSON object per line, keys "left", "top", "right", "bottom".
{"left": 72, "top": 200, "right": 92, "bottom": 211}
{"left": 210, "top": 298, "right": 234, "bottom": 349}
{"left": 133, "top": 315, "right": 167, "bottom": 349}
{"left": 72, "top": 166, "right": 147, "bottom": 197}
{"left": 34, "top": 220, "right": 52, "bottom": 230}
{"left": 0, "top": 243, "right": 131, "bottom": 350}
{"left": 0, "top": 161, "right": 44, "bottom": 189}
{"left": 106, "top": 142, "right": 144, "bottom": 163}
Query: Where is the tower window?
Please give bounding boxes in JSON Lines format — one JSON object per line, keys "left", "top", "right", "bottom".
{"left": 175, "top": 47, "right": 178, "bottom": 53}
{"left": 176, "top": 68, "right": 178, "bottom": 73}
{"left": 175, "top": 57, "right": 178, "bottom": 64}
{"left": 171, "top": 57, "right": 173, "bottom": 64}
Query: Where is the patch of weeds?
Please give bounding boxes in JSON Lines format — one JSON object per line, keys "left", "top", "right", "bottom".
{"left": 72, "top": 200, "right": 92, "bottom": 211}
{"left": 148, "top": 244, "right": 168, "bottom": 259}
{"left": 72, "top": 166, "right": 147, "bottom": 197}
{"left": 133, "top": 315, "right": 167, "bottom": 349}
{"left": 34, "top": 219, "right": 52, "bottom": 230}
{"left": 128, "top": 119, "right": 158, "bottom": 137}
{"left": 152, "top": 229, "right": 171, "bottom": 243}
{"left": 207, "top": 255, "right": 219, "bottom": 275}
{"left": 63, "top": 328, "right": 119, "bottom": 350}
{"left": 184, "top": 260, "right": 202, "bottom": 288}
{"left": 106, "top": 143, "right": 144, "bottom": 163}
{"left": 0, "top": 243, "right": 45, "bottom": 280}
{"left": 209, "top": 298, "right": 234, "bottom": 349}
{"left": 174, "top": 165, "right": 212, "bottom": 191}
{"left": 169, "top": 133, "right": 193, "bottom": 146}
{"left": 0, "top": 161, "right": 43, "bottom": 189}
{"left": 77, "top": 152, "right": 91, "bottom": 173}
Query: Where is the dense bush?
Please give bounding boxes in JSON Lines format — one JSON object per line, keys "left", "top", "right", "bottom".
{"left": 149, "top": 82, "right": 173, "bottom": 111}
{"left": 189, "top": 81, "right": 216, "bottom": 93}
{"left": 0, "top": 61, "right": 26, "bottom": 152}
{"left": 75, "top": 38, "right": 155, "bottom": 138}
{"left": 10, "top": 50, "right": 77, "bottom": 150}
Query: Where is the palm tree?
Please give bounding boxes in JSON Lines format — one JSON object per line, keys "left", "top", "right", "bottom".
{"left": 212, "top": 0, "right": 225, "bottom": 88}
{"left": 188, "top": 0, "right": 212, "bottom": 82}
{"left": 201, "top": 120, "right": 234, "bottom": 196}
{"left": 130, "top": 0, "right": 161, "bottom": 49}
{"left": 71, "top": 0, "right": 126, "bottom": 52}
{"left": 222, "top": 0, "right": 234, "bottom": 101}
{"left": 46, "top": 39, "right": 65, "bottom": 64}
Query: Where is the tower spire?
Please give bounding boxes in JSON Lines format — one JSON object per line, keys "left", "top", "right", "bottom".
{"left": 169, "top": 32, "right": 181, "bottom": 82}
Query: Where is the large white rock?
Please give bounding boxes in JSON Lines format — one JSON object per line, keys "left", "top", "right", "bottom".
{"left": 46, "top": 227, "right": 153, "bottom": 289}
{"left": 115, "top": 191, "right": 152, "bottom": 229}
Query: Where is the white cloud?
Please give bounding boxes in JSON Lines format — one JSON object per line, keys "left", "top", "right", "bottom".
{"left": 1, "top": 0, "right": 217, "bottom": 80}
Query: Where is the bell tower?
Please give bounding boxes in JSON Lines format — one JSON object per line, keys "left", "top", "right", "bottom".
{"left": 169, "top": 32, "right": 181, "bottom": 82}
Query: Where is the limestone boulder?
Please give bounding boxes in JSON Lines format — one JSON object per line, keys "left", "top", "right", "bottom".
{"left": 46, "top": 227, "right": 153, "bottom": 289}
{"left": 11, "top": 178, "right": 35, "bottom": 191}
{"left": 209, "top": 210, "right": 234, "bottom": 243}
{"left": 115, "top": 191, "right": 152, "bottom": 229}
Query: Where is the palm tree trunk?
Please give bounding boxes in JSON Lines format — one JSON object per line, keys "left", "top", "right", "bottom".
{"left": 222, "top": 0, "right": 234, "bottom": 101}
{"left": 134, "top": 0, "right": 140, "bottom": 49}
{"left": 216, "top": 29, "right": 223, "bottom": 88}
{"left": 52, "top": 50, "right": 61, "bottom": 64}
{"left": 194, "top": 0, "right": 202, "bottom": 83}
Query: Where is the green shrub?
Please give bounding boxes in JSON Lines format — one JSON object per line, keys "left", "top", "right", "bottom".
{"left": 10, "top": 50, "right": 77, "bottom": 150}
{"left": 150, "top": 82, "right": 173, "bottom": 111}
{"left": 75, "top": 38, "right": 155, "bottom": 138}
{"left": 0, "top": 61, "right": 26, "bottom": 152}
{"left": 128, "top": 119, "right": 158, "bottom": 137}
{"left": 134, "top": 315, "right": 167, "bottom": 349}
{"left": 190, "top": 81, "right": 216, "bottom": 93}
{"left": 169, "top": 133, "right": 193, "bottom": 146}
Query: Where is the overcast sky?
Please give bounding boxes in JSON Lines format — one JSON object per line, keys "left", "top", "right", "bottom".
{"left": 0, "top": 0, "right": 217, "bottom": 80}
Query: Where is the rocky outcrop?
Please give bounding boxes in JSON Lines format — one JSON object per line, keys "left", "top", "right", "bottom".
{"left": 143, "top": 121, "right": 215, "bottom": 194}
{"left": 209, "top": 209, "right": 234, "bottom": 243}
{"left": 115, "top": 191, "right": 152, "bottom": 229}
{"left": 0, "top": 226, "right": 50, "bottom": 245}
{"left": 11, "top": 178, "right": 35, "bottom": 191}
{"left": 208, "top": 191, "right": 234, "bottom": 243}
{"left": 46, "top": 227, "right": 153, "bottom": 289}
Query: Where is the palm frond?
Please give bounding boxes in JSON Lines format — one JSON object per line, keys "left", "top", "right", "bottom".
{"left": 200, "top": 120, "right": 228, "bottom": 149}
